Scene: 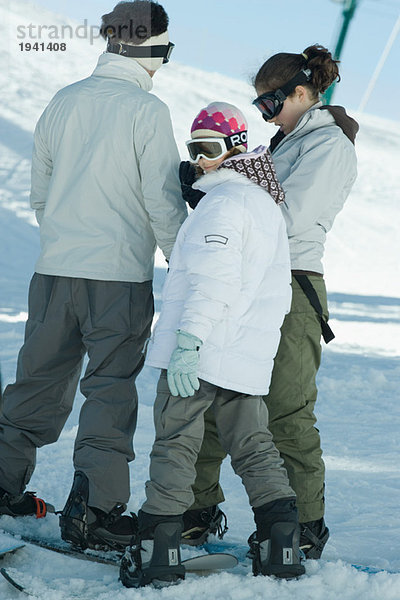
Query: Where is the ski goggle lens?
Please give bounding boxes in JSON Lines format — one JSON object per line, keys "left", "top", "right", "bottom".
{"left": 252, "top": 93, "right": 283, "bottom": 120}
{"left": 253, "top": 69, "right": 312, "bottom": 121}
{"left": 186, "top": 131, "right": 248, "bottom": 162}
{"left": 186, "top": 139, "right": 227, "bottom": 161}
{"left": 163, "top": 42, "right": 175, "bottom": 64}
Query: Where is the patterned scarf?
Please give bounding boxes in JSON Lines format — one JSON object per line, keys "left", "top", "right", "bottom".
{"left": 219, "top": 145, "right": 285, "bottom": 205}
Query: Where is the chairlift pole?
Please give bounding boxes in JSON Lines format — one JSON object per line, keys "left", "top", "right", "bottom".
{"left": 323, "top": 0, "right": 359, "bottom": 105}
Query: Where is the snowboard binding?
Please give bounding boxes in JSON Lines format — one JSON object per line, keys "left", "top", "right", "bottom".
{"left": 120, "top": 511, "right": 185, "bottom": 588}
{"left": 59, "top": 471, "right": 137, "bottom": 551}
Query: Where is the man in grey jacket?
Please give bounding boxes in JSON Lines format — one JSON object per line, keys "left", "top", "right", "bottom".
{"left": 0, "top": 0, "right": 187, "bottom": 551}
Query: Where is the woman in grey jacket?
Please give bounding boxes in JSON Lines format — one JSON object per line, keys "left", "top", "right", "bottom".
{"left": 186, "top": 44, "right": 358, "bottom": 560}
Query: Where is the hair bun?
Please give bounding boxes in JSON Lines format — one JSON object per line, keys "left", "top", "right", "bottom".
{"left": 303, "top": 44, "right": 340, "bottom": 92}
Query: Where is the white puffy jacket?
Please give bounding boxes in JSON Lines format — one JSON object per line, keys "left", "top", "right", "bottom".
{"left": 30, "top": 53, "right": 187, "bottom": 282}
{"left": 145, "top": 168, "right": 292, "bottom": 395}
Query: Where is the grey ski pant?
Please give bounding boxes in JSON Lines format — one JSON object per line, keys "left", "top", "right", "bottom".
{"left": 142, "top": 372, "right": 295, "bottom": 515}
{"left": 0, "top": 273, "right": 153, "bottom": 512}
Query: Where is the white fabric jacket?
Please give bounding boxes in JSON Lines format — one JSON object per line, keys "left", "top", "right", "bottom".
{"left": 272, "top": 102, "right": 357, "bottom": 274}
{"left": 145, "top": 168, "right": 292, "bottom": 395}
{"left": 30, "top": 53, "right": 187, "bottom": 282}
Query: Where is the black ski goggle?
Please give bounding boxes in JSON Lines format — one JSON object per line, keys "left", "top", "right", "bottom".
{"left": 107, "top": 40, "right": 175, "bottom": 64}
{"left": 253, "top": 69, "right": 312, "bottom": 121}
{"left": 186, "top": 131, "right": 248, "bottom": 162}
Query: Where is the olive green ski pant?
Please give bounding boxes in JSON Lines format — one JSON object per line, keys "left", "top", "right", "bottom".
{"left": 190, "top": 275, "right": 329, "bottom": 523}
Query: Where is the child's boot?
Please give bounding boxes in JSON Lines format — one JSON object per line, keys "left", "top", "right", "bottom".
{"left": 120, "top": 510, "right": 185, "bottom": 588}
{"left": 252, "top": 497, "right": 305, "bottom": 580}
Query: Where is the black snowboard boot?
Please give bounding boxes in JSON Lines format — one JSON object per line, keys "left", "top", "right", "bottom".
{"left": 181, "top": 505, "right": 228, "bottom": 546}
{"left": 0, "top": 487, "right": 55, "bottom": 518}
{"left": 252, "top": 497, "right": 305, "bottom": 580}
{"left": 300, "top": 517, "right": 330, "bottom": 559}
{"left": 120, "top": 510, "right": 185, "bottom": 588}
{"left": 59, "top": 471, "right": 137, "bottom": 551}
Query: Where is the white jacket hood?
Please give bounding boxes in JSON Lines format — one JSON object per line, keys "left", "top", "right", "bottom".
{"left": 193, "top": 166, "right": 250, "bottom": 193}
{"left": 194, "top": 145, "right": 285, "bottom": 206}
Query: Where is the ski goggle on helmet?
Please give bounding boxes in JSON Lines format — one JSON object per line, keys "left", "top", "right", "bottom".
{"left": 186, "top": 131, "right": 248, "bottom": 162}
{"left": 253, "top": 69, "right": 312, "bottom": 121}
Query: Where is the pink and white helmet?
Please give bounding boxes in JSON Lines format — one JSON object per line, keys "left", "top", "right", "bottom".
{"left": 190, "top": 102, "right": 248, "bottom": 152}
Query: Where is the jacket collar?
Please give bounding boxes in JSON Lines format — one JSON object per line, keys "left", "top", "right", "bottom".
{"left": 269, "top": 102, "right": 322, "bottom": 152}
{"left": 218, "top": 146, "right": 285, "bottom": 204}
{"left": 270, "top": 101, "right": 359, "bottom": 152}
{"left": 91, "top": 52, "right": 153, "bottom": 92}
{"left": 285, "top": 102, "right": 327, "bottom": 139}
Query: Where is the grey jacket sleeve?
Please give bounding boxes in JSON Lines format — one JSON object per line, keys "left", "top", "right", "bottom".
{"left": 135, "top": 99, "right": 187, "bottom": 260}
{"left": 30, "top": 111, "right": 53, "bottom": 226}
{"left": 279, "top": 132, "right": 357, "bottom": 237}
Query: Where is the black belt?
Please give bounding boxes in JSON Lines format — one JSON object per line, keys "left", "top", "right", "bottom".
{"left": 291, "top": 269, "right": 323, "bottom": 277}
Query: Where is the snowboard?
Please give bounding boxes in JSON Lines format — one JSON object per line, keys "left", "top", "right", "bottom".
{"left": 0, "top": 543, "right": 25, "bottom": 559}
{"left": 0, "top": 544, "right": 28, "bottom": 595}
{"left": 203, "top": 539, "right": 393, "bottom": 576}
{"left": 2, "top": 532, "right": 237, "bottom": 570}
{"left": 1, "top": 568, "right": 30, "bottom": 595}
{"left": 0, "top": 533, "right": 238, "bottom": 595}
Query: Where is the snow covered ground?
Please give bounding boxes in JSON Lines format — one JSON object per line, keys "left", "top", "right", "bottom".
{"left": 0, "top": 1, "right": 400, "bottom": 598}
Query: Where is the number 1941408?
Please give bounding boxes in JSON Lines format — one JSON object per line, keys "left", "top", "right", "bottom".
{"left": 19, "top": 42, "right": 67, "bottom": 51}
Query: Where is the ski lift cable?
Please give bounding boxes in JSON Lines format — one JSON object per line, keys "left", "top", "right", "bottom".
{"left": 358, "top": 12, "right": 400, "bottom": 112}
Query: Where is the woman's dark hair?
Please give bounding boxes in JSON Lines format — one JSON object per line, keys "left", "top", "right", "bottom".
{"left": 100, "top": 0, "right": 168, "bottom": 44}
{"left": 253, "top": 44, "right": 340, "bottom": 98}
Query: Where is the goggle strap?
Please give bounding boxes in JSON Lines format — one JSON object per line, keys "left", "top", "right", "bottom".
{"left": 224, "top": 130, "right": 248, "bottom": 150}
{"left": 274, "top": 89, "right": 287, "bottom": 103}
{"left": 279, "top": 68, "right": 312, "bottom": 97}
{"left": 107, "top": 41, "right": 175, "bottom": 63}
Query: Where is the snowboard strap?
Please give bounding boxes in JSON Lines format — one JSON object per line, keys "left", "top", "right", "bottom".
{"left": 293, "top": 274, "right": 335, "bottom": 344}
{"left": 33, "top": 496, "right": 47, "bottom": 518}
{"left": 300, "top": 522, "right": 328, "bottom": 556}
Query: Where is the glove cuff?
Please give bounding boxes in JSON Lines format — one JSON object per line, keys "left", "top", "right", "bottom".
{"left": 176, "top": 329, "right": 203, "bottom": 351}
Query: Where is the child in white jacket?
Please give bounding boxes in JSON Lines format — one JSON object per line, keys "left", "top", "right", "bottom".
{"left": 120, "top": 102, "right": 305, "bottom": 588}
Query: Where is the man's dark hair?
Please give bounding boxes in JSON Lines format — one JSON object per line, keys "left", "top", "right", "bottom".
{"left": 100, "top": 1, "right": 168, "bottom": 44}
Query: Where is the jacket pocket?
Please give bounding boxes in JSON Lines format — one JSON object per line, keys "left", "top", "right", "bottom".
{"left": 28, "top": 273, "right": 56, "bottom": 323}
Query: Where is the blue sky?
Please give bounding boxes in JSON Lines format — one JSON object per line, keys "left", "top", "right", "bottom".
{"left": 32, "top": 0, "right": 400, "bottom": 120}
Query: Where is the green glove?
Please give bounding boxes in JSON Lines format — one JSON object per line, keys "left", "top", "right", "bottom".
{"left": 167, "top": 330, "right": 203, "bottom": 397}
